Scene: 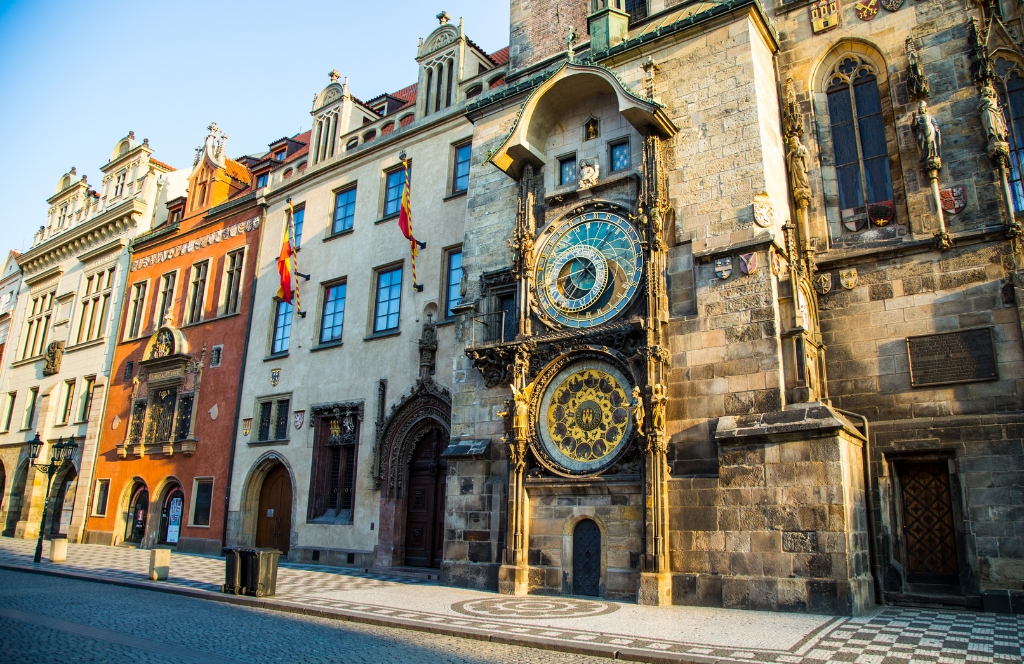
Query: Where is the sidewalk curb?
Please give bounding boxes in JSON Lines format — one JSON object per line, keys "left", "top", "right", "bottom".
{"left": 0, "top": 562, "right": 722, "bottom": 664}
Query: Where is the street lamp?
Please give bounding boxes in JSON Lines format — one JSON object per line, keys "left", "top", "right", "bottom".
{"left": 28, "top": 433, "right": 79, "bottom": 563}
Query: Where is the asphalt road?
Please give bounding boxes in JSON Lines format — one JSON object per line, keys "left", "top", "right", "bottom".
{"left": 0, "top": 569, "right": 608, "bottom": 663}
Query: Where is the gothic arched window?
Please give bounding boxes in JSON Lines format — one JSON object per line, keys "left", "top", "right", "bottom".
{"left": 825, "top": 56, "right": 893, "bottom": 231}
{"left": 994, "top": 57, "right": 1024, "bottom": 212}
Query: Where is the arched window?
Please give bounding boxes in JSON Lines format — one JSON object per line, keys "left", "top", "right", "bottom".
{"left": 994, "top": 57, "right": 1024, "bottom": 212}
{"left": 425, "top": 68, "right": 433, "bottom": 116}
{"left": 825, "top": 55, "right": 893, "bottom": 231}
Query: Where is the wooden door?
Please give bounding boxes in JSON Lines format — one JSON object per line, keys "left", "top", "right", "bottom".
{"left": 404, "top": 430, "right": 448, "bottom": 568}
{"left": 573, "top": 519, "right": 601, "bottom": 596}
{"left": 898, "top": 461, "right": 959, "bottom": 585}
{"left": 256, "top": 464, "right": 292, "bottom": 554}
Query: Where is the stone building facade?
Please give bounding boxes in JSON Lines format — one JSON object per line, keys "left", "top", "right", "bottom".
{"left": 0, "top": 134, "right": 172, "bottom": 545}
{"left": 440, "top": 0, "right": 1024, "bottom": 615}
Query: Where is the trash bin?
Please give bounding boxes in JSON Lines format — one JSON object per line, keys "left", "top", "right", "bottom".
{"left": 222, "top": 546, "right": 245, "bottom": 595}
{"left": 244, "top": 548, "right": 281, "bottom": 597}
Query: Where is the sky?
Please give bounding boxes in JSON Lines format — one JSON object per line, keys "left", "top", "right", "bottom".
{"left": 0, "top": 0, "right": 511, "bottom": 253}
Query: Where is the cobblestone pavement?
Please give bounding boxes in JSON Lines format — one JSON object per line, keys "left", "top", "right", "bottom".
{"left": 0, "top": 537, "right": 1020, "bottom": 663}
{"left": 0, "top": 569, "right": 608, "bottom": 663}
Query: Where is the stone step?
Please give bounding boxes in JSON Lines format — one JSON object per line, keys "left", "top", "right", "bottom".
{"left": 363, "top": 566, "right": 440, "bottom": 581}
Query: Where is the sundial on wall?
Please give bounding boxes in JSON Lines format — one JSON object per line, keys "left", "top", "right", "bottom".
{"left": 534, "top": 210, "right": 643, "bottom": 328}
{"left": 534, "top": 359, "right": 634, "bottom": 476}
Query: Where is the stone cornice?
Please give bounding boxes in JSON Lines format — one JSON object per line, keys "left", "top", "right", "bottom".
{"left": 17, "top": 199, "right": 144, "bottom": 278}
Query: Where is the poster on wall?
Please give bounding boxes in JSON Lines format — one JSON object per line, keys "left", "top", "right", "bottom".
{"left": 167, "top": 497, "right": 183, "bottom": 544}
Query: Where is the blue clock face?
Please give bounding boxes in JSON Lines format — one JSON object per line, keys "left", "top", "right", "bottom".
{"left": 535, "top": 211, "right": 643, "bottom": 328}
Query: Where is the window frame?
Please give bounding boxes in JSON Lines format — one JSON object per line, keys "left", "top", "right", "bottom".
{"left": 270, "top": 299, "right": 293, "bottom": 356}
{"left": 256, "top": 172, "right": 269, "bottom": 188}
{"left": 372, "top": 264, "right": 403, "bottom": 334}
{"left": 189, "top": 476, "right": 215, "bottom": 527}
{"left": 331, "top": 185, "right": 357, "bottom": 236}
{"left": 209, "top": 344, "right": 224, "bottom": 368}
{"left": 254, "top": 395, "right": 292, "bottom": 443}
{"left": 125, "top": 281, "right": 148, "bottom": 340}
{"left": 382, "top": 163, "right": 409, "bottom": 220}
{"left": 443, "top": 247, "right": 463, "bottom": 320}
{"left": 92, "top": 479, "right": 111, "bottom": 516}
{"left": 609, "top": 138, "right": 631, "bottom": 173}
{"left": 76, "top": 266, "right": 116, "bottom": 345}
{"left": 78, "top": 376, "right": 95, "bottom": 423}
{"left": 317, "top": 279, "right": 347, "bottom": 346}
{"left": 450, "top": 141, "right": 472, "bottom": 195}
{"left": 60, "top": 379, "right": 76, "bottom": 425}
{"left": 290, "top": 205, "right": 305, "bottom": 249}
{"left": 155, "top": 270, "right": 177, "bottom": 327}
{"left": 21, "top": 289, "right": 55, "bottom": 359}
{"left": 220, "top": 248, "right": 246, "bottom": 316}
{"left": 22, "top": 386, "right": 39, "bottom": 430}
{"left": 2, "top": 391, "right": 16, "bottom": 432}
{"left": 185, "top": 260, "right": 210, "bottom": 325}
{"left": 558, "top": 153, "right": 578, "bottom": 187}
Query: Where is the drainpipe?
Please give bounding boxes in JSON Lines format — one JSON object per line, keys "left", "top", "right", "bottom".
{"left": 835, "top": 407, "right": 883, "bottom": 606}
{"left": 220, "top": 207, "right": 264, "bottom": 551}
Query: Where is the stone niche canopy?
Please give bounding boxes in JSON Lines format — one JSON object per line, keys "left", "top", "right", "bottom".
{"left": 488, "top": 63, "right": 677, "bottom": 179}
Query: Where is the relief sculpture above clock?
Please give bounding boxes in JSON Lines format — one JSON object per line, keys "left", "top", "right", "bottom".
{"left": 534, "top": 210, "right": 644, "bottom": 329}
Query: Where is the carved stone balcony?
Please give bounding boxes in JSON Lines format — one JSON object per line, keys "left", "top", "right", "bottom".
{"left": 115, "top": 438, "right": 198, "bottom": 459}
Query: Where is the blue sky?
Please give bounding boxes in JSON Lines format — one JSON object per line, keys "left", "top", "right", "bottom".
{"left": 0, "top": 0, "right": 511, "bottom": 253}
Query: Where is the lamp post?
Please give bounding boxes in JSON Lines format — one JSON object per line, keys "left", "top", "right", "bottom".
{"left": 28, "top": 433, "right": 79, "bottom": 563}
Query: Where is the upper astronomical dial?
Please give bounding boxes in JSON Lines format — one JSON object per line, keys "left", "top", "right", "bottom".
{"left": 534, "top": 211, "right": 643, "bottom": 328}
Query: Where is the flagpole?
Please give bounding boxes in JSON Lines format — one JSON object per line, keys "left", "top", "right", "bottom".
{"left": 286, "top": 197, "right": 307, "bottom": 318}
{"left": 398, "top": 150, "right": 426, "bottom": 292}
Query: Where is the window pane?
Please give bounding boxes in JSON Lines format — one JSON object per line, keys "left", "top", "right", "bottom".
{"left": 863, "top": 156, "right": 893, "bottom": 204}
{"left": 274, "top": 399, "right": 290, "bottom": 441}
{"left": 292, "top": 208, "right": 304, "bottom": 248}
{"left": 333, "top": 188, "right": 357, "bottom": 234}
{"left": 320, "top": 283, "right": 346, "bottom": 343}
{"left": 446, "top": 251, "right": 463, "bottom": 317}
{"left": 257, "top": 401, "right": 273, "bottom": 441}
{"left": 611, "top": 142, "right": 630, "bottom": 171}
{"left": 836, "top": 164, "right": 864, "bottom": 210}
{"left": 374, "top": 268, "right": 402, "bottom": 332}
{"left": 193, "top": 481, "right": 213, "bottom": 526}
{"left": 384, "top": 168, "right": 408, "bottom": 217}
{"left": 453, "top": 145, "right": 471, "bottom": 192}
{"left": 560, "top": 157, "right": 577, "bottom": 186}
{"left": 828, "top": 86, "right": 863, "bottom": 211}
{"left": 94, "top": 480, "right": 109, "bottom": 516}
{"left": 1004, "top": 76, "right": 1024, "bottom": 212}
{"left": 272, "top": 300, "right": 292, "bottom": 354}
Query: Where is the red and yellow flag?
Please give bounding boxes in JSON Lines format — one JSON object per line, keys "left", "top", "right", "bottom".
{"left": 276, "top": 201, "right": 301, "bottom": 312}
{"left": 397, "top": 156, "right": 426, "bottom": 291}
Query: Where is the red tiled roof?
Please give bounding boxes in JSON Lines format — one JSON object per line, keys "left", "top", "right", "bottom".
{"left": 225, "top": 158, "right": 252, "bottom": 185}
{"left": 149, "top": 157, "right": 175, "bottom": 171}
{"left": 489, "top": 47, "right": 510, "bottom": 65}
{"left": 391, "top": 83, "right": 418, "bottom": 104}
{"left": 282, "top": 131, "right": 311, "bottom": 165}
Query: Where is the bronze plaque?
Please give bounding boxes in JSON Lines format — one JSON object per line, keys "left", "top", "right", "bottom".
{"left": 907, "top": 327, "right": 997, "bottom": 387}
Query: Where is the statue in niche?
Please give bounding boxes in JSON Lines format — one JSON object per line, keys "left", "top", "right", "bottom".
{"left": 913, "top": 100, "right": 942, "bottom": 164}
{"left": 906, "top": 36, "right": 930, "bottom": 99}
{"left": 578, "top": 158, "right": 600, "bottom": 189}
{"left": 585, "top": 118, "right": 600, "bottom": 141}
{"left": 631, "top": 386, "right": 645, "bottom": 437}
{"left": 650, "top": 384, "right": 667, "bottom": 431}
{"left": 979, "top": 83, "right": 1008, "bottom": 143}
{"left": 786, "top": 134, "right": 811, "bottom": 196}
{"left": 509, "top": 381, "right": 535, "bottom": 444}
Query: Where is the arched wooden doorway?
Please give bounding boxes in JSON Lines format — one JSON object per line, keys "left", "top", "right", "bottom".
{"left": 48, "top": 467, "right": 78, "bottom": 536}
{"left": 573, "top": 519, "right": 601, "bottom": 596}
{"left": 255, "top": 463, "right": 292, "bottom": 553}
{"left": 124, "top": 483, "right": 149, "bottom": 543}
{"left": 3, "top": 461, "right": 28, "bottom": 537}
{"left": 157, "top": 485, "right": 185, "bottom": 545}
{"left": 404, "top": 428, "right": 447, "bottom": 568}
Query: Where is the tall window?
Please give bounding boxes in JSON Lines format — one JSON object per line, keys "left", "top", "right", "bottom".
{"left": 60, "top": 380, "right": 76, "bottom": 424}
{"left": 126, "top": 282, "right": 147, "bottom": 339}
{"left": 452, "top": 143, "right": 471, "bottom": 193}
{"left": 308, "top": 414, "right": 359, "bottom": 522}
{"left": 826, "top": 56, "right": 893, "bottom": 230}
{"left": 223, "top": 250, "right": 244, "bottom": 315}
{"left": 114, "top": 171, "right": 126, "bottom": 197}
{"left": 333, "top": 187, "right": 357, "bottom": 234}
{"left": 256, "top": 397, "right": 291, "bottom": 442}
{"left": 186, "top": 261, "right": 209, "bottom": 324}
{"left": 611, "top": 140, "right": 631, "bottom": 172}
{"left": 92, "top": 479, "right": 110, "bottom": 516}
{"left": 994, "top": 58, "right": 1024, "bottom": 211}
{"left": 191, "top": 478, "right": 214, "bottom": 526}
{"left": 291, "top": 206, "right": 304, "bottom": 248}
{"left": 384, "top": 166, "right": 408, "bottom": 217}
{"left": 625, "top": 0, "right": 647, "bottom": 22}
{"left": 319, "top": 283, "right": 346, "bottom": 344}
{"left": 23, "top": 387, "right": 38, "bottom": 430}
{"left": 157, "top": 272, "right": 176, "bottom": 325}
{"left": 445, "top": 249, "right": 463, "bottom": 318}
{"left": 374, "top": 267, "right": 402, "bottom": 332}
{"left": 77, "top": 267, "right": 115, "bottom": 344}
{"left": 271, "top": 300, "right": 292, "bottom": 354}
{"left": 21, "top": 290, "right": 55, "bottom": 359}
{"left": 79, "top": 376, "right": 95, "bottom": 422}
{"left": 2, "top": 392, "right": 16, "bottom": 432}
{"left": 559, "top": 154, "right": 577, "bottom": 186}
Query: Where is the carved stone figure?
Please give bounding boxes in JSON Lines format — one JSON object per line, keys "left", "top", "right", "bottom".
{"left": 578, "top": 158, "right": 600, "bottom": 189}
{"left": 418, "top": 314, "right": 438, "bottom": 379}
{"left": 510, "top": 381, "right": 534, "bottom": 443}
{"left": 913, "top": 100, "right": 942, "bottom": 165}
{"left": 631, "top": 386, "right": 645, "bottom": 437}
{"left": 979, "top": 83, "right": 1008, "bottom": 143}
{"left": 42, "top": 341, "right": 65, "bottom": 376}
{"left": 786, "top": 134, "right": 812, "bottom": 200}
{"left": 906, "top": 36, "right": 930, "bottom": 99}
{"left": 650, "top": 384, "right": 667, "bottom": 432}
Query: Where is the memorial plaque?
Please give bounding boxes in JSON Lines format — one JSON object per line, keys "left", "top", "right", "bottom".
{"left": 907, "top": 327, "right": 997, "bottom": 387}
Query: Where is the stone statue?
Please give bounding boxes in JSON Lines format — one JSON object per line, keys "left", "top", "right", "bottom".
{"left": 979, "top": 83, "right": 1008, "bottom": 143}
{"left": 786, "top": 134, "right": 811, "bottom": 194}
{"left": 631, "top": 386, "right": 645, "bottom": 437}
{"left": 650, "top": 384, "right": 667, "bottom": 431}
{"left": 578, "top": 158, "right": 599, "bottom": 188}
{"left": 906, "top": 36, "right": 930, "bottom": 99}
{"left": 509, "top": 381, "right": 535, "bottom": 443}
{"left": 913, "top": 100, "right": 942, "bottom": 164}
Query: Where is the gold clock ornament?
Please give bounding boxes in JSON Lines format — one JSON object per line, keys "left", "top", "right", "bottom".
{"left": 536, "top": 359, "right": 635, "bottom": 475}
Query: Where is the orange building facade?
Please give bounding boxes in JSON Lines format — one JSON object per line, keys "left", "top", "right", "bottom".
{"left": 84, "top": 125, "right": 272, "bottom": 554}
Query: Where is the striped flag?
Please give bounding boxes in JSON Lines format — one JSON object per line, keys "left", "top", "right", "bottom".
{"left": 277, "top": 201, "right": 302, "bottom": 313}
{"left": 397, "top": 155, "right": 426, "bottom": 292}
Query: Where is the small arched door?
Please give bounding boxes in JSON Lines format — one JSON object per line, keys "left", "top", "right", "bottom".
{"left": 125, "top": 484, "right": 149, "bottom": 543}
{"left": 256, "top": 464, "right": 292, "bottom": 554}
{"left": 573, "top": 519, "right": 601, "bottom": 596}
{"left": 158, "top": 487, "right": 185, "bottom": 545}
{"left": 48, "top": 468, "right": 78, "bottom": 535}
{"left": 404, "top": 429, "right": 448, "bottom": 568}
